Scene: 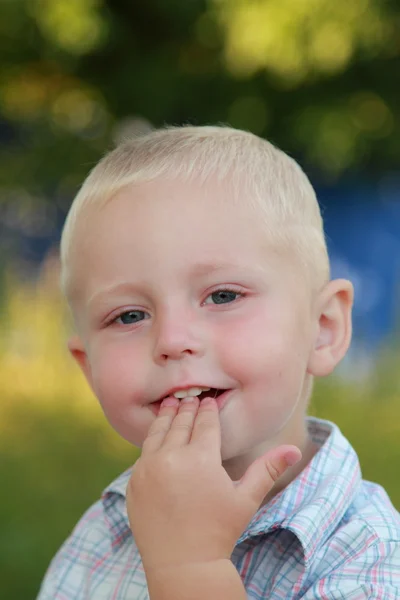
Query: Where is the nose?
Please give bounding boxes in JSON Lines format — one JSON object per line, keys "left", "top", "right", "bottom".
{"left": 153, "top": 307, "right": 205, "bottom": 365}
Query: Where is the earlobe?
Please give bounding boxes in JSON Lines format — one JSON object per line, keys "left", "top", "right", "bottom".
{"left": 67, "top": 334, "right": 94, "bottom": 389}
{"left": 307, "top": 279, "right": 354, "bottom": 377}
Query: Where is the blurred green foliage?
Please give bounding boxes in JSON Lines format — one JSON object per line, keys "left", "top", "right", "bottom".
{"left": 0, "top": 267, "right": 399, "bottom": 599}
{"left": 1, "top": 3, "right": 399, "bottom": 597}
{"left": 0, "top": 0, "right": 400, "bottom": 216}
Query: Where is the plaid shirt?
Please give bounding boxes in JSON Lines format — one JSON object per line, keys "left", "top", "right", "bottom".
{"left": 37, "top": 418, "right": 400, "bottom": 599}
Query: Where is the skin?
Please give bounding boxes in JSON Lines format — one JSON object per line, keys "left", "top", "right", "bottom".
{"left": 127, "top": 395, "right": 301, "bottom": 599}
{"left": 66, "top": 176, "right": 353, "bottom": 598}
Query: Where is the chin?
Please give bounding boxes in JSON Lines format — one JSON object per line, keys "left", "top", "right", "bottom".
{"left": 220, "top": 441, "right": 249, "bottom": 463}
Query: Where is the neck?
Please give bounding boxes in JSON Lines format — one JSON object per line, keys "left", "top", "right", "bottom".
{"left": 222, "top": 418, "right": 319, "bottom": 506}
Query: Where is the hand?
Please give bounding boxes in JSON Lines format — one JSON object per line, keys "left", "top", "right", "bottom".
{"left": 126, "top": 396, "right": 301, "bottom": 573}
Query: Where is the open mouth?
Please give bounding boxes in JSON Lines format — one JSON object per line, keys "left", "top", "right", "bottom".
{"left": 188, "top": 388, "right": 226, "bottom": 402}
{"left": 149, "top": 388, "right": 230, "bottom": 415}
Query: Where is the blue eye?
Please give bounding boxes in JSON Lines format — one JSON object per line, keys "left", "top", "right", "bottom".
{"left": 116, "top": 310, "right": 147, "bottom": 324}
{"left": 204, "top": 290, "right": 241, "bottom": 305}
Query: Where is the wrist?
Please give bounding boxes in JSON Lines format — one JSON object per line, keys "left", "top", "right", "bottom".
{"left": 145, "top": 557, "right": 231, "bottom": 578}
{"left": 145, "top": 559, "right": 247, "bottom": 600}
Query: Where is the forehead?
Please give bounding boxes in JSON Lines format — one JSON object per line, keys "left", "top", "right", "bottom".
{"left": 82, "top": 177, "right": 271, "bottom": 252}
{"left": 70, "top": 177, "right": 287, "bottom": 302}
{"left": 109, "top": 177, "right": 256, "bottom": 231}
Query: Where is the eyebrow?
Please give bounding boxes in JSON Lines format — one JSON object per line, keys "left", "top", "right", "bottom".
{"left": 190, "top": 262, "right": 262, "bottom": 277}
{"left": 87, "top": 282, "right": 143, "bottom": 306}
{"left": 87, "top": 262, "right": 268, "bottom": 306}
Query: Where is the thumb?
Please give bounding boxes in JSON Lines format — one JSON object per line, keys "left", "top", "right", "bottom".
{"left": 236, "top": 445, "right": 302, "bottom": 506}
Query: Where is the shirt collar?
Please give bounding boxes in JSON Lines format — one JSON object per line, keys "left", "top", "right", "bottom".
{"left": 236, "top": 417, "right": 362, "bottom": 566}
{"left": 101, "top": 417, "right": 362, "bottom": 560}
{"left": 101, "top": 467, "right": 133, "bottom": 550}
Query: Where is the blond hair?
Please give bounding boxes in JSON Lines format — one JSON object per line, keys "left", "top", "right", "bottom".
{"left": 60, "top": 125, "right": 330, "bottom": 301}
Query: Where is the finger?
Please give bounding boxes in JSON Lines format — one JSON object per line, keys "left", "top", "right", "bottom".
{"left": 189, "top": 397, "right": 221, "bottom": 454}
{"left": 141, "top": 397, "right": 179, "bottom": 454}
{"left": 163, "top": 396, "right": 200, "bottom": 448}
{"left": 236, "top": 445, "right": 302, "bottom": 506}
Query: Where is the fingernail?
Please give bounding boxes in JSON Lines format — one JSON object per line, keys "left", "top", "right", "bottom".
{"left": 200, "top": 396, "right": 214, "bottom": 405}
{"left": 161, "top": 397, "right": 179, "bottom": 407}
{"left": 182, "top": 396, "right": 196, "bottom": 403}
{"left": 285, "top": 452, "right": 301, "bottom": 467}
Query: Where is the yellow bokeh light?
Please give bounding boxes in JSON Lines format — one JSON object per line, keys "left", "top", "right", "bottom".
{"left": 0, "top": 259, "right": 95, "bottom": 414}
{"left": 350, "top": 92, "right": 393, "bottom": 136}
{"left": 310, "top": 23, "right": 353, "bottom": 73}
{"left": 211, "top": 0, "right": 395, "bottom": 85}
{"left": 0, "top": 71, "right": 48, "bottom": 119}
{"left": 30, "top": 0, "right": 107, "bottom": 55}
{"left": 51, "top": 89, "right": 104, "bottom": 132}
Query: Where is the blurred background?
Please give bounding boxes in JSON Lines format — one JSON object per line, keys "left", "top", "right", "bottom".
{"left": 0, "top": 0, "right": 399, "bottom": 597}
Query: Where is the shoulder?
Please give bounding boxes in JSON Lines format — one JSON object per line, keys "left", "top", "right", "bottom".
{"left": 281, "top": 418, "right": 400, "bottom": 597}
{"left": 36, "top": 468, "right": 135, "bottom": 599}
{"left": 61, "top": 497, "right": 113, "bottom": 553}
{"left": 302, "top": 481, "right": 400, "bottom": 598}
{"left": 333, "top": 478, "right": 400, "bottom": 550}
{"left": 303, "top": 417, "right": 400, "bottom": 544}
{"left": 36, "top": 499, "right": 114, "bottom": 599}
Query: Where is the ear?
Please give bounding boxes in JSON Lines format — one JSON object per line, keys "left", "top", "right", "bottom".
{"left": 307, "top": 279, "right": 354, "bottom": 377}
{"left": 67, "top": 334, "right": 94, "bottom": 390}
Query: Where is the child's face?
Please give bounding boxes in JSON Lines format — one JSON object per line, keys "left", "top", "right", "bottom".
{"left": 70, "top": 178, "right": 318, "bottom": 462}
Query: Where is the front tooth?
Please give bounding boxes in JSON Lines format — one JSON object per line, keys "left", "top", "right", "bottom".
{"left": 187, "top": 387, "right": 204, "bottom": 396}
{"left": 173, "top": 387, "right": 204, "bottom": 399}
{"left": 173, "top": 390, "right": 190, "bottom": 399}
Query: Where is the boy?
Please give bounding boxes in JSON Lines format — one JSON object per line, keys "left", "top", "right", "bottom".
{"left": 38, "top": 126, "right": 400, "bottom": 599}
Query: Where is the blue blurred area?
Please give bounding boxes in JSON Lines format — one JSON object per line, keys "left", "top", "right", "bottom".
{"left": 1, "top": 178, "right": 399, "bottom": 349}
{"left": 318, "top": 178, "right": 400, "bottom": 347}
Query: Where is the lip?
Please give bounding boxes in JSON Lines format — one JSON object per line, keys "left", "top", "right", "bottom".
{"left": 148, "top": 388, "right": 234, "bottom": 416}
{"left": 214, "top": 388, "right": 233, "bottom": 412}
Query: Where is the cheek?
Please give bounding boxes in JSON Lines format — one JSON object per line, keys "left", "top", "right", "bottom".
{"left": 216, "top": 311, "right": 308, "bottom": 386}
{"left": 87, "top": 340, "right": 154, "bottom": 446}
{"left": 88, "top": 340, "right": 145, "bottom": 410}
{"left": 214, "top": 313, "right": 278, "bottom": 375}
